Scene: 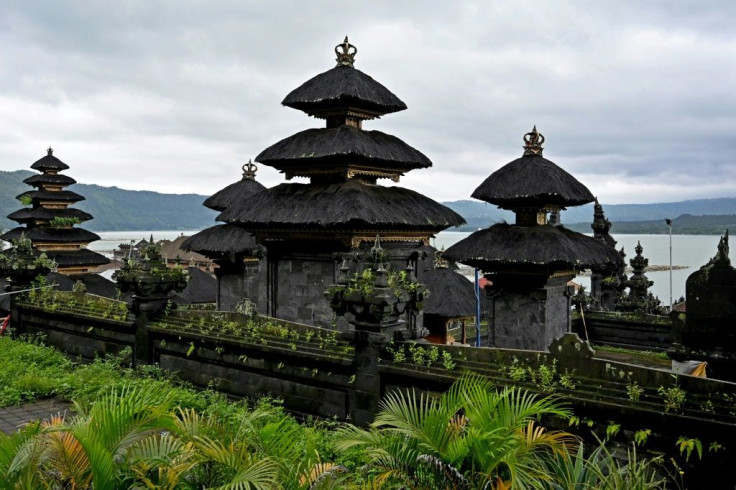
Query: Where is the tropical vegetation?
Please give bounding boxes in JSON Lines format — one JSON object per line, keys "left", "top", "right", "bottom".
{"left": 0, "top": 336, "right": 670, "bottom": 488}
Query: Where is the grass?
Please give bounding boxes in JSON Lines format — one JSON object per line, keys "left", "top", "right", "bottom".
{"left": 0, "top": 333, "right": 253, "bottom": 414}
{"left": 591, "top": 343, "right": 670, "bottom": 360}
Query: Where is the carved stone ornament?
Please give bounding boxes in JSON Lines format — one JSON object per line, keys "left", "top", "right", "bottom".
{"left": 548, "top": 332, "right": 595, "bottom": 361}
{"left": 113, "top": 240, "right": 189, "bottom": 311}
{"left": 325, "top": 236, "right": 426, "bottom": 335}
{"left": 0, "top": 235, "right": 56, "bottom": 290}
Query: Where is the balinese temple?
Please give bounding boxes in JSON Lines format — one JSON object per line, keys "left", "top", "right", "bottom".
{"left": 421, "top": 248, "right": 477, "bottom": 345}
{"left": 590, "top": 199, "right": 626, "bottom": 310}
{"left": 217, "top": 37, "right": 465, "bottom": 326}
{"left": 181, "top": 161, "right": 266, "bottom": 311}
{"left": 1, "top": 148, "right": 109, "bottom": 274}
{"left": 446, "top": 128, "right": 622, "bottom": 351}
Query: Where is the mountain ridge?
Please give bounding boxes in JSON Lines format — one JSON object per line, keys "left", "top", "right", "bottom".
{"left": 1, "top": 169, "right": 734, "bottom": 233}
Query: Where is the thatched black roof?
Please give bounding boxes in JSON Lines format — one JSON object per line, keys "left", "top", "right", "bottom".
{"left": 30, "top": 149, "right": 69, "bottom": 172}
{"left": 445, "top": 223, "right": 623, "bottom": 271}
{"left": 422, "top": 266, "right": 476, "bottom": 318}
{"left": 8, "top": 207, "right": 93, "bottom": 224}
{"left": 472, "top": 155, "right": 594, "bottom": 210}
{"left": 181, "top": 224, "right": 258, "bottom": 258}
{"left": 203, "top": 179, "right": 266, "bottom": 212}
{"left": 46, "top": 272, "right": 117, "bottom": 298}
{"left": 17, "top": 190, "right": 85, "bottom": 203}
{"left": 46, "top": 249, "right": 110, "bottom": 267}
{"left": 172, "top": 267, "right": 216, "bottom": 305}
{"left": 255, "top": 126, "right": 431, "bottom": 174}
{"left": 23, "top": 173, "right": 76, "bottom": 187}
{"left": 282, "top": 65, "right": 406, "bottom": 118}
{"left": 218, "top": 180, "right": 465, "bottom": 231}
{"left": 1, "top": 227, "right": 101, "bottom": 243}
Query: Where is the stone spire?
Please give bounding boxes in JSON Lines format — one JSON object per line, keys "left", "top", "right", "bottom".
{"left": 625, "top": 241, "right": 654, "bottom": 308}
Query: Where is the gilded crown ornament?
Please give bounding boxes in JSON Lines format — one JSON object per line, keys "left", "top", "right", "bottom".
{"left": 434, "top": 247, "right": 449, "bottom": 269}
{"left": 335, "top": 36, "right": 357, "bottom": 67}
{"left": 242, "top": 159, "right": 258, "bottom": 180}
{"left": 523, "top": 126, "right": 545, "bottom": 156}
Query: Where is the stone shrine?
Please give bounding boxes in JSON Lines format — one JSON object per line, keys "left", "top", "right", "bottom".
{"left": 446, "top": 128, "right": 622, "bottom": 350}
{"left": 671, "top": 231, "right": 736, "bottom": 380}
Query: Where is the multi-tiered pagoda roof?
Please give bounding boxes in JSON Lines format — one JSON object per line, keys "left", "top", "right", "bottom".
{"left": 218, "top": 37, "right": 464, "bottom": 244}
{"left": 1, "top": 148, "right": 109, "bottom": 274}
{"left": 181, "top": 161, "right": 265, "bottom": 259}
{"left": 446, "top": 128, "right": 621, "bottom": 273}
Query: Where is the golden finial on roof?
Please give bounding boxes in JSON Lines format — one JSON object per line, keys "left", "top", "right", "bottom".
{"left": 523, "top": 126, "right": 545, "bottom": 156}
{"left": 242, "top": 159, "right": 258, "bottom": 180}
{"left": 434, "top": 247, "right": 449, "bottom": 269}
{"left": 335, "top": 36, "right": 357, "bottom": 67}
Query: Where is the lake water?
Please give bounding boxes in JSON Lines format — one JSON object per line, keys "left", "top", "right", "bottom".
{"left": 434, "top": 232, "right": 724, "bottom": 305}
{"left": 90, "top": 230, "right": 726, "bottom": 307}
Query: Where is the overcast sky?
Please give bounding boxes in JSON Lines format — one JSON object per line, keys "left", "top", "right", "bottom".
{"left": 1, "top": 1, "right": 735, "bottom": 205}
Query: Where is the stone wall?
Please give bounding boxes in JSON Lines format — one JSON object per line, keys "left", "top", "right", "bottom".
{"left": 13, "top": 303, "right": 135, "bottom": 360}
{"left": 571, "top": 311, "right": 673, "bottom": 351}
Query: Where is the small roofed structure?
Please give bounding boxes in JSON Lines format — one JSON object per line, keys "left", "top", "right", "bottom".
{"left": 1, "top": 148, "right": 109, "bottom": 274}
{"left": 446, "top": 128, "right": 622, "bottom": 351}
{"left": 421, "top": 248, "right": 477, "bottom": 345}
{"left": 181, "top": 161, "right": 266, "bottom": 311}
{"left": 159, "top": 236, "right": 212, "bottom": 272}
{"left": 216, "top": 37, "right": 464, "bottom": 327}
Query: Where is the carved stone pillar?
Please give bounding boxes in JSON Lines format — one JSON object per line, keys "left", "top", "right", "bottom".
{"left": 324, "top": 236, "right": 427, "bottom": 424}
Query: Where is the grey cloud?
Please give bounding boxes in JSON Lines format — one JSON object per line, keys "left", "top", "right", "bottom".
{"left": 1, "top": 1, "right": 735, "bottom": 205}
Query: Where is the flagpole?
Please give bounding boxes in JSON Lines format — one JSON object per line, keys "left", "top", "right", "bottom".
{"left": 666, "top": 218, "right": 673, "bottom": 310}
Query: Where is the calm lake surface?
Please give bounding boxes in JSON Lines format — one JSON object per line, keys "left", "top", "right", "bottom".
{"left": 91, "top": 230, "right": 726, "bottom": 306}
{"left": 434, "top": 231, "right": 724, "bottom": 304}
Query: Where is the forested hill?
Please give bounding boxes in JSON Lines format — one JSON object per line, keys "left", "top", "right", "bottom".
{"left": 1, "top": 169, "right": 734, "bottom": 233}
{"left": 1, "top": 170, "right": 216, "bottom": 231}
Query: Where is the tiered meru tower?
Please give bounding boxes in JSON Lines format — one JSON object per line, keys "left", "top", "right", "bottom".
{"left": 446, "top": 128, "right": 622, "bottom": 350}
{"left": 218, "top": 37, "right": 465, "bottom": 326}
{"left": 1, "top": 148, "right": 109, "bottom": 274}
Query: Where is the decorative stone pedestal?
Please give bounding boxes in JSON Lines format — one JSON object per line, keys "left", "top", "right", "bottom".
{"left": 325, "top": 237, "right": 426, "bottom": 424}
{"left": 0, "top": 237, "right": 55, "bottom": 294}
{"left": 114, "top": 243, "right": 188, "bottom": 365}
